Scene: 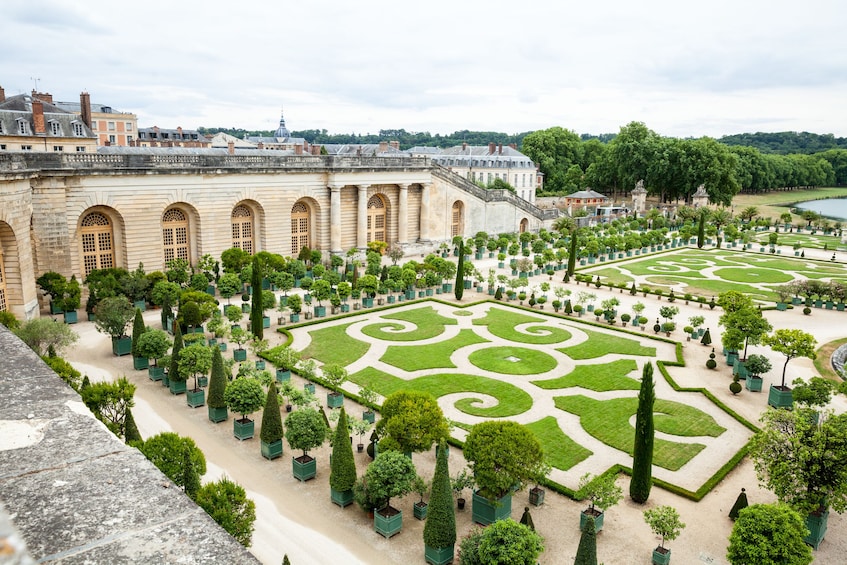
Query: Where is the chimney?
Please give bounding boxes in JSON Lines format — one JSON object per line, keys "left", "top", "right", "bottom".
{"left": 294, "top": 144, "right": 302, "bottom": 155}
{"left": 311, "top": 145, "right": 321, "bottom": 155}
{"left": 80, "top": 92, "right": 92, "bottom": 128}
{"left": 509, "top": 143, "right": 517, "bottom": 150}
{"left": 31, "top": 99, "right": 46, "bottom": 134}
{"left": 379, "top": 141, "right": 388, "bottom": 153}
{"left": 177, "top": 126, "right": 183, "bottom": 139}
{"left": 498, "top": 143, "right": 503, "bottom": 155}
{"left": 462, "top": 142, "right": 468, "bottom": 151}
{"left": 488, "top": 142, "right": 495, "bottom": 154}
{"left": 257, "top": 142, "right": 264, "bottom": 150}
{"left": 104, "top": 139, "right": 111, "bottom": 147}
{"left": 389, "top": 141, "right": 399, "bottom": 150}
{"left": 0, "top": 85, "right": 5, "bottom": 103}
{"left": 227, "top": 140, "right": 235, "bottom": 155}
{"left": 32, "top": 90, "right": 54, "bottom": 104}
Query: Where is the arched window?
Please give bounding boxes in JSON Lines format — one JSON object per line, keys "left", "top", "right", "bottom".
{"left": 291, "top": 201, "right": 310, "bottom": 256}
{"left": 0, "top": 247, "right": 6, "bottom": 312}
{"left": 367, "top": 195, "right": 386, "bottom": 243}
{"left": 231, "top": 205, "right": 254, "bottom": 254}
{"left": 162, "top": 208, "right": 190, "bottom": 264}
{"left": 451, "top": 201, "right": 464, "bottom": 238}
{"left": 80, "top": 211, "right": 115, "bottom": 276}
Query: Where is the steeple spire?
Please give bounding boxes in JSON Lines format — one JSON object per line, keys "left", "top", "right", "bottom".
{"left": 274, "top": 106, "right": 290, "bottom": 139}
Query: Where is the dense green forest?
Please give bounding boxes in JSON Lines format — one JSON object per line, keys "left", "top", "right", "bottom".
{"left": 198, "top": 125, "right": 847, "bottom": 200}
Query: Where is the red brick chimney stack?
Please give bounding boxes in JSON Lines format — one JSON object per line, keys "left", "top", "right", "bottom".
{"left": 227, "top": 140, "right": 235, "bottom": 155}
{"left": 31, "top": 99, "right": 46, "bottom": 134}
{"left": 0, "top": 86, "right": 5, "bottom": 103}
{"left": 31, "top": 90, "right": 53, "bottom": 104}
{"left": 488, "top": 142, "right": 495, "bottom": 154}
{"left": 498, "top": 143, "right": 503, "bottom": 155}
{"left": 80, "top": 92, "right": 92, "bottom": 128}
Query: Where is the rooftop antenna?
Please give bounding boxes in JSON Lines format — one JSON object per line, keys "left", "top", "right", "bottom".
{"left": 30, "top": 77, "right": 41, "bottom": 91}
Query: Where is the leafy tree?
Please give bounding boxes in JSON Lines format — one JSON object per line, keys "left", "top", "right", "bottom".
{"left": 630, "top": 362, "right": 655, "bottom": 503}
{"left": 455, "top": 241, "right": 465, "bottom": 300}
{"left": 472, "top": 519, "right": 543, "bottom": 565}
{"left": 260, "top": 381, "right": 283, "bottom": 444}
{"left": 284, "top": 407, "right": 327, "bottom": 457}
{"left": 138, "top": 432, "right": 207, "bottom": 487}
{"left": 0, "top": 310, "right": 20, "bottom": 330}
{"left": 720, "top": 306, "right": 772, "bottom": 359}
{"left": 726, "top": 504, "right": 812, "bottom": 565}
{"left": 81, "top": 377, "right": 136, "bottom": 438}
{"left": 424, "top": 440, "right": 456, "bottom": 550}
{"left": 464, "top": 420, "right": 544, "bottom": 501}
{"left": 250, "top": 256, "right": 263, "bottom": 339}
{"left": 311, "top": 279, "right": 331, "bottom": 307}
{"left": 578, "top": 472, "right": 623, "bottom": 514}
{"left": 330, "top": 407, "right": 357, "bottom": 494}
{"left": 364, "top": 450, "right": 417, "bottom": 510}
{"left": 762, "top": 329, "right": 817, "bottom": 388}
{"left": 574, "top": 512, "right": 597, "bottom": 565}
{"left": 208, "top": 346, "right": 228, "bottom": 412}
{"left": 377, "top": 390, "right": 449, "bottom": 454}
{"left": 178, "top": 343, "right": 213, "bottom": 391}
{"left": 151, "top": 280, "right": 181, "bottom": 309}
{"left": 224, "top": 377, "right": 265, "bottom": 421}
{"left": 42, "top": 355, "right": 83, "bottom": 392}
{"left": 221, "top": 247, "right": 252, "bottom": 274}
{"left": 36, "top": 271, "right": 67, "bottom": 302}
{"left": 94, "top": 296, "right": 135, "bottom": 339}
{"left": 643, "top": 505, "right": 685, "bottom": 551}
{"left": 14, "top": 317, "right": 78, "bottom": 357}
{"left": 195, "top": 476, "right": 256, "bottom": 547}
{"left": 217, "top": 273, "right": 242, "bottom": 304}
{"left": 136, "top": 329, "right": 171, "bottom": 367}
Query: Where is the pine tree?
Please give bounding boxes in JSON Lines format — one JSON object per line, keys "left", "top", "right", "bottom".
{"left": 182, "top": 444, "right": 201, "bottom": 500}
{"left": 454, "top": 241, "right": 464, "bottom": 300}
{"left": 250, "top": 256, "right": 263, "bottom": 340}
{"left": 124, "top": 408, "right": 142, "bottom": 444}
{"left": 208, "top": 346, "right": 228, "bottom": 412}
{"left": 260, "top": 381, "right": 283, "bottom": 445}
{"left": 329, "top": 408, "right": 356, "bottom": 494}
{"left": 630, "top": 362, "right": 655, "bottom": 503}
{"left": 168, "top": 324, "right": 184, "bottom": 382}
{"left": 131, "top": 307, "right": 145, "bottom": 358}
{"left": 574, "top": 514, "right": 597, "bottom": 565}
{"left": 423, "top": 440, "right": 456, "bottom": 551}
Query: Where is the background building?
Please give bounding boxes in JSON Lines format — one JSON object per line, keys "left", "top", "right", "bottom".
{"left": 0, "top": 88, "right": 97, "bottom": 153}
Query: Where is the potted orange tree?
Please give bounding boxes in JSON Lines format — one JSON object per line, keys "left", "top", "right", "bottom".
{"left": 223, "top": 376, "right": 265, "bottom": 440}
{"left": 285, "top": 407, "right": 327, "bottom": 482}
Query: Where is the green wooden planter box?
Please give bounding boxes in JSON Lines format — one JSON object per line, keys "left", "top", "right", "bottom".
{"left": 330, "top": 487, "right": 354, "bottom": 507}
{"left": 233, "top": 418, "right": 255, "bottom": 440}
{"left": 804, "top": 507, "right": 829, "bottom": 549}
{"left": 218, "top": 342, "right": 227, "bottom": 352}
{"left": 413, "top": 502, "right": 428, "bottom": 520}
{"left": 263, "top": 316, "right": 271, "bottom": 328}
{"left": 387, "top": 295, "right": 396, "bottom": 303}
{"left": 233, "top": 348, "right": 247, "bottom": 362}
{"left": 313, "top": 306, "right": 326, "bottom": 318}
{"left": 529, "top": 487, "right": 545, "bottom": 507}
{"left": 652, "top": 547, "right": 671, "bottom": 565}
{"left": 132, "top": 356, "right": 149, "bottom": 370}
{"left": 726, "top": 351, "right": 738, "bottom": 366}
{"left": 732, "top": 360, "right": 748, "bottom": 379}
{"left": 276, "top": 369, "right": 291, "bottom": 382}
{"left": 50, "top": 301, "right": 63, "bottom": 315}
{"left": 197, "top": 376, "right": 208, "bottom": 388}
{"left": 111, "top": 336, "right": 132, "bottom": 357}
{"left": 580, "top": 509, "right": 604, "bottom": 532}
{"left": 363, "top": 410, "right": 375, "bottom": 424}
{"left": 304, "top": 383, "right": 315, "bottom": 394}
{"left": 162, "top": 372, "right": 170, "bottom": 387}
{"left": 261, "top": 439, "right": 283, "bottom": 460}
{"left": 148, "top": 366, "right": 164, "bottom": 381}
{"left": 374, "top": 507, "right": 403, "bottom": 538}
{"left": 133, "top": 300, "right": 146, "bottom": 312}
{"left": 292, "top": 455, "right": 316, "bottom": 482}
{"left": 442, "top": 283, "right": 453, "bottom": 293}
{"left": 745, "top": 376, "right": 763, "bottom": 392}
{"left": 289, "top": 313, "right": 300, "bottom": 323}
{"left": 208, "top": 405, "right": 228, "bottom": 423}
{"left": 340, "top": 304, "right": 350, "bottom": 312}
{"left": 206, "top": 284, "right": 216, "bottom": 297}
{"left": 241, "top": 303, "right": 250, "bottom": 313}
{"left": 768, "top": 385, "right": 794, "bottom": 409}
{"left": 255, "top": 360, "right": 265, "bottom": 370}
{"left": 186, "top": 389, "right": 205, "bottom": 408}
{"left": 472, "top": 491, "right": 511, "bottom": 526}
{"left": 362, "top": 297, "right": 374, "bottom": 308}
{"left": 327, "top": 392, "right": 344, "bottom": 409}
{"left": 424, "top": 544, "right": 454, "bottom": 565}
{"left": 63, "top": 310, "right": 78, "bottom": 324}
{"left": 169, "top": 379, "right": 187, "bottom": 395}
{"left": 87, "top": 312, "right": 97, "bottom": 322}
{"left": 207, "top": 338, "right": 217, "bottom": 347}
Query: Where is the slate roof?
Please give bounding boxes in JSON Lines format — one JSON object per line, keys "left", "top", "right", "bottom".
{"left": 0, "top": 94, "right": 95, "bottom": 139}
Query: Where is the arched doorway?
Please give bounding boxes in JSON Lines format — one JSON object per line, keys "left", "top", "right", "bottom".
{"left": 451, "top": 201, "right": 464, "bottom": 238}
{"left": 0, "top": 222, "right": 20, "bottom": 314}
{"left": 231, "top": 204, "right": 254, "bottom": 254}
{"left": 367, "top": 194, "right": 386, "bottom": 243}
{"left": 162, "top": 207, "right": 190, "bottom": 264}
{"left": 80, "top": 210, "right": 115, "bottom": 277}
{"left": 519, "top": 218, "right": 529, "bottom": 233}
{"left": 0, "top": 244, "right": 6, "bottom": 312}
{"left": 291, "top": 201, "right": 310, "bottom": 256}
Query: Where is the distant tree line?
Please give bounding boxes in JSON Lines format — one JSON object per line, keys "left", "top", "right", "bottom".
{"left": 717, "top": 131, "right": 847, "bottom": 154}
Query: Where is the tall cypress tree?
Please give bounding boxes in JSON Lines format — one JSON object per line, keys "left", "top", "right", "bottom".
{"left": 131, "top": 307, "right": 145, "bottom": 358}
{"left": 697, "top": 211, "right": 706, "bottom": 249}
{"left": 630, "top": 362, "right": 655, "bottom": 503}
{"left": 454, "top": 241, "right": 464, "bottom": 300}
{"left": 423, "top": 440, "right": 456, "bottom": 552}
{"left": 250, "top": 256, "right": 263, "bottom": 340}
{"left": 182, "top": 444, "right": 201, "bottom": 500}
{"left": 329, "top": 407, "right": 356, "bottom": 496}
{"left": 567, "top": 230, "right": 578, "bottom": 276}
{"left": 207, "top": 345, "right": 228, "bottom": 414}
{"left": 574, "top": 512, "right": 597, "bottom": 565}
{"left": 260, "top": 381, "right": 283, "bottom": 446}
{"left": 168, "top": 324, "right": 184, "bottom": 382}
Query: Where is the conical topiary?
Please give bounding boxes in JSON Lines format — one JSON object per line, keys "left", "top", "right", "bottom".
{"left": 574, "top": 512, "right": 597, "bottom": 565}
{"left": 250, "top": 256, "right": 263, "bottom": 340}
{"left": 208, "top": 346, "right": 227, "bottom": 411}
{"left": 630, "top": 362, "right": 655, "bottom": 503}
{"left": 260, "top": 381, "right": 283, "bottom": 444}
{"left": 455, "top": 241, "right": 465, "bottom": 300}
{"left": 329, "top": 407, "right": 356, "bottom": 493}
{"left": 700, "top": 327, "right": 712, "bottom": 346}
{"left": 423, "top": 440, "right": 456, "bottom": 551}
{"left": 519, "top": 506, "right": 535, "bottom": 531}
{"left": 182, "top": 444, "right": 201, "bottom": 500}
{"left": 131, "top": 307, "right": 145, "bottom": 358}
{"left": 728, "top": 488, "right": 748, "bottom": 520}
{"left": 124, "top": 408, "right": 142, "bottom": 444}
{"left": 168, "top": 325, "right": 184, "bottom": 382}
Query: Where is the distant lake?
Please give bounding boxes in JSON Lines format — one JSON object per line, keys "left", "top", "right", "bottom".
{"left": 794, "top": 197, "right": 847, "bottom": 221}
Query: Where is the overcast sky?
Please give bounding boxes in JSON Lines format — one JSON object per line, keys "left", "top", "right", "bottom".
{"left": 3, "top": 0, "right": 846, "bottom": 139}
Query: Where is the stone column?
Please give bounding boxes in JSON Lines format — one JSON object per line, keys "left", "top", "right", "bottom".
{"left": 419, "top": 183, "right": 431, "bottom": 242}
{"left": 329, "top": 185, "right": 342, "bottom": 254}
{"left": 397, "top": 183, "right": 408, "bottom": 244}
{"left": 357, "top": 184, "right": 368, "bottom": 249}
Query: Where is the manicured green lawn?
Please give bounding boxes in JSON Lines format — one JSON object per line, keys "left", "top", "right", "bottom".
{"left": 472, "top": 307, "right": 572, "bottom": 344}
{"left": 349, "top": 366, "right": 533, "bottom": 417}
{"left": 712, "top": 267, "right": 794, "bottom": 284}
{"left": 532, "top": 359, "right": 640, "bottom": 391}
{"left": 300, "top": 322, "right": 370, "bottom": 365}
{"left": 554, "top": 395, "right": 725, "bottom": 471}
{"left": 381, "top": 329, "right": 489, "bottom": 371}
{"left": 559, "top": 328, "right": 655, "bottom": 360}
{"left": 754, "top": 232, "right": 847, "bottom": 251}
{"left": 525, "top": 416, "right": 592, "bottom": 470}
{"left": 360, "top": 306, "right": 457, "bottom": 341}
{"left": 468, "top": 346, "right": 558, "bottom": 375}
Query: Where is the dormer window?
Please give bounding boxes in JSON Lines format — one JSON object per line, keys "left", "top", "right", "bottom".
{"left": 0, "top": 122, "right": 4, "bottom": 134}
{"left": 16, "top": 118, "right": 29, "bottom": 135}
{"left": 72, "top": 122, "right": 84, "bottom": 136}
{"left": 49, "top": 120, "right": 62, "bottom": 135}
